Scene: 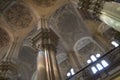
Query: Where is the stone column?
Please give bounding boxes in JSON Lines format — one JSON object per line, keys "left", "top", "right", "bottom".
{"left": 32, "top": 18, "right": 61, "bottom": 80}
{"left": 49, "top": 43, "right": 61, "bottom": 80}
{"left": 37, "top": 50, "right": 47, "bottom": 80}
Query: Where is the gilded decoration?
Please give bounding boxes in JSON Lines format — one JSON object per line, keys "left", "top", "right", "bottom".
{"left": 0, "top": 28, "right": 9, "bottom": 48}
{"left": 4, "top": 3, "right": 33, "bottom": 29}
{"left": 33, "top": 0, "right": 57, "bottom": 7}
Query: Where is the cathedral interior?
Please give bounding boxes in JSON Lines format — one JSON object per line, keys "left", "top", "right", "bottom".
{"left": 0, "top": 0, "right": 120, "bottom": 80}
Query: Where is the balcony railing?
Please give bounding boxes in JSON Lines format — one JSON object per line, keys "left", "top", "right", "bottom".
{"left": 67, "top": 46, "right": 120, "bottom": 80}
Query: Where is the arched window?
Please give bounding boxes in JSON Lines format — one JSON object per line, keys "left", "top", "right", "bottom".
{"left": 111, "top": 41, "right": 119, "bottom": 47}
{"left": 101, "top": 60, "right": 109, "bottom": 67}
{"left": 91, "top": 66, "right": 98, "bottom": 74}
{"left": 66, "top": 68, "right": 75, "bottom": 77}
{"left": 67, "top": 72, "right": 71, "bottom": 77}
{"left": 87, "top": 54, "right": 109, "bottom": 74}
{"left": 96, "top": 63, "right": 103, "bottom": 71}
{"left": 90, "top": 55, "right": 97, "bottom": 62}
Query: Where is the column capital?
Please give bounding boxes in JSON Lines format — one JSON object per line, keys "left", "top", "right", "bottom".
{"left": 31, "top": 18, "right": 58, "bottom": 50}
{"left": 31, "top": 28, "right": 58, "bottom": 50}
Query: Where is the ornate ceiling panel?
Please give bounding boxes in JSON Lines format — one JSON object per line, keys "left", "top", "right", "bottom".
{"left": 3, "top": 3, "right": 33, "bottom": 29}
{"left": 0, "top": 28, "right": 10, "bottom": 48}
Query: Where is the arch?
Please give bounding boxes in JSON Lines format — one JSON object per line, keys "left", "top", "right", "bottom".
{"left": 74, "top": 37, "right": 104, "bottom": 53}
{"left": 73, "top": 36, "right": 104, "bottom": 66}
{"left": 74, "top": 37, "right": 92, "bottom": 51}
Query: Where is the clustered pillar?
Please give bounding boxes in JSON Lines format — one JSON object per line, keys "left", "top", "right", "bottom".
{"left": 32, "top": 18, "right": 61, "bottom": 80}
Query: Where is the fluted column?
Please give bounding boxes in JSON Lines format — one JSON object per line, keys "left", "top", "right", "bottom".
{"left": 50, "top": 45, "right": 61, "bottom": 80}
{"left": 37, "top": 50, "right": 47, "bottom": 80}
{"left": 32, "top": 17, "right": 61, "bottom": 80}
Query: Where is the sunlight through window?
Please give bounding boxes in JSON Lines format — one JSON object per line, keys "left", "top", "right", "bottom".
{"left": 70, "top": 68, "right": 75, "bottom": 75}
{"left": 111, "top": 41, "right": 119, "bottom": 47}
{"left": 91, "top": 55, "right": 97, "bottom": 62}
{"left": 87, "top": 59, "right": 92, "bottom": 64}
{"left": 67, "top": 68, "right": 75, "bottom": 77}
{"left": 91, "top": 66, "right": 98, "bottom": 74}
{"left": 87, "top": 54, "right": 109, "bottom": 74}
{"left": 96, "top": 54, "right": 101, "bottom": 58}
{"left": 96, "top": 64, "right": 103, "bottom": 71}
{"left": 67, "top": 72, "right": 71, "bottom": 77}
{"left": 101, "top": 60, "right": 109, "bottom": 67}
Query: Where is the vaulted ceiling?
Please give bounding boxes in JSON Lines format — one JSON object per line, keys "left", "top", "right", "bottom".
{"left": 0, "top": 0, "right": 116, "bottom": 80}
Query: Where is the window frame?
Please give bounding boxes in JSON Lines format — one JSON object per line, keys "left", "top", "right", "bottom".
{"left": 87, "top": 54, "right": 109, "bottom": 74}
{"left": 66, "top": 68, "right": 75, "bottom": 77}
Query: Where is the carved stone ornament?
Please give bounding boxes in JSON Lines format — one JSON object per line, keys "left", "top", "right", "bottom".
{"left": 4, "top": 3, "right": 33, "bottom": 29}
{"left": 33, "top": 0, "right": 57, "bottom": 7}
{"left": 0, "top": 28, "right": 9, "bottom": 48}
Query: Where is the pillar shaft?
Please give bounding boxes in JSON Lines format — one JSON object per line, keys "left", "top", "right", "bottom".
{"left": 32, "top": 18, "right": 61, "bottom": 80}
{"left": 45, "top": 46, "right": 55, "bottom": 80}
{"left": 37, "top": 50, "right": 47, "bottom": 80}
{"left": 50, "top": 46, "right": 61, "bottom": 80}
